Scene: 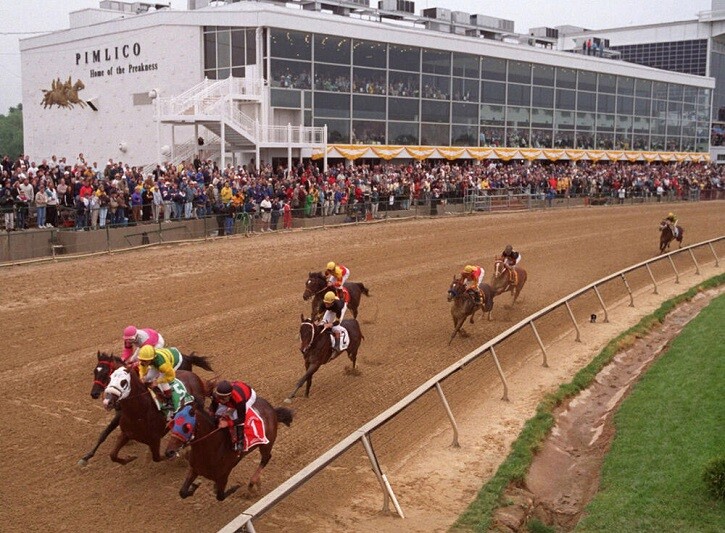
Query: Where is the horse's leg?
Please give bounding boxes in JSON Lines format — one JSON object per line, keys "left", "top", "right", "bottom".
{"left": 79, "top": 410, "right": 121, "bottom": 466}
{"left": 179, "top": 468, "right": 201, "bottom": 499}
{"left": 248, "top": 445, "right": 273, "bottom": 490}
{"left": 285, "top": 362, "right": 320, "bottom": 402}
{"left": 216, "top": 474, "right": 240, "bottom": 501}
{"left": 449, "top": 316, "right": 465, "bottom": 345}
{"left": 109, "top": 432, "right": 136, "bottom": 465}
{"left": 150, "top": 436, "right": 163, "bottom": 462}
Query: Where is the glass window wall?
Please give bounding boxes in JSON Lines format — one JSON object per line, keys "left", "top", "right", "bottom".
{"left": 389, "top": 45, "right": 420, "bottom": 71}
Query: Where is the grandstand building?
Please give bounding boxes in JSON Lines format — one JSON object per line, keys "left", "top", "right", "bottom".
{"left": 20, "top": 0, "right": 715, "bottom": 170}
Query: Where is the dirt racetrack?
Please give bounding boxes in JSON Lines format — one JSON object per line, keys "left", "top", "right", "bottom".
{"left": 1, "top": 201, "right": 723, "bottom": 532}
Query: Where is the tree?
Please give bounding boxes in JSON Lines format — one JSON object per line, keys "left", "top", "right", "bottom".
{"left": 0, "top": 104, "right": 24, "bottom": 159}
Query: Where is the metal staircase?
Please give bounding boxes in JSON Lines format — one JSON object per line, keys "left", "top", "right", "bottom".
{"left": 155, "top": 76, "right": 326, "bottom": 165}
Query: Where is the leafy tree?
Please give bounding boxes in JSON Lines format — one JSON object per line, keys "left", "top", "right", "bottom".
{"left": 0, "top": 104, "right": 24, "bottom": 159}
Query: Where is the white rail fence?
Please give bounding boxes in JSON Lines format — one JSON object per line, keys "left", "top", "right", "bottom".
{"left": 219, "top": 237, "right": 723, "bottom": 533}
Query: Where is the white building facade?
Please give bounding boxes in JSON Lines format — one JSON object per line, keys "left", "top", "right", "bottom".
{"left": 21, "top": 0, "right": 715, "bottom": 169}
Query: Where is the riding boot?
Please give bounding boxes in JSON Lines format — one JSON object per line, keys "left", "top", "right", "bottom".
{"left": 234, "top": 423, "right": 245, "bottom": 453}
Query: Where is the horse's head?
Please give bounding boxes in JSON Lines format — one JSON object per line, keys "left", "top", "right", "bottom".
{"left": 74, "top": 79, "right": 85, "bottom": 91}
{"left": 299, "top": 315, "right": 318, "bottom": 354}
{"left": 303, "top": 272, "right": 327, "bottom": 300}
{"left": 659, "top": 220, "right": 667, "bottom": 231}
{"left": 165, "top": 405, "right": 197, "bottom": 459}
{"left": 103, "top": 367, "right": 133, "bottom": 410}
{"left": 91, "top": 351, "right": 121, "bottom": 399}
{"left": 493, "top": 258, "right": 507, "bottom": 279}
{"left": 447, "top": 276, "right": 464, "bottom": 302}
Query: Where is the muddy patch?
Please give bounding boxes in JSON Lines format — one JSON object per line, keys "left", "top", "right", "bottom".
{"left": 492, "top": 288, "right": 722, "bottom": 532}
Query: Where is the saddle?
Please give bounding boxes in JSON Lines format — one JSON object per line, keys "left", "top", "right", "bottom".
{"left": 222, "top": 406, "right": 269, "bottom": 453}
{"left": 336, "top": 286, "right": 350, "bottom": 303}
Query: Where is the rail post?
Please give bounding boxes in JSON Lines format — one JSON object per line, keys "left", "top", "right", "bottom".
{"left": 434, "top": 382, "right": 460, "bottom": 447}
{"left": 688, "top": 248, "right": 701, "bottom": 275}
{"left": 360, "top": 433, "right": 404, "bottom": 518}
{"left": 564, "top": 300, "right": 582, "bottom": 342}
{"left": 620, "top": 273, "right": 635, "bottom": 307}
{"left": 645, "top": 263, "right": 658, "bottom": 294}
{"left": 488, "top": 346, "right": 510, "bottom": 401}
{"left": 708, "top": 242, "right": 719, "bottom": 266}
{"left": 667, "top": 255, "right": 680, "bottom": 284}
{"left": 592, "top": 285, "right": 609, "bottom": 323}
{"left": 529, "top": 320, "right": 548, "bottom": 367}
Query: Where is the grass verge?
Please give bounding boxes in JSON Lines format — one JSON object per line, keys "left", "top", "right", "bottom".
{"left": 576, "top": 293, "right": 725, "bottom": 531}
{"left": 451, "top": 272, "right": 725, "bottom": 532}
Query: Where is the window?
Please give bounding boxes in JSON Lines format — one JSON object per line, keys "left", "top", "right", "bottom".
{"left": 421, "top": 99, "right": 450, "bottom": 123}
{"left": 508, "top": 61, "right": 531, "bottom": 85}
{"left": 315, "top": 118, "right": 349, "bottom": 143}
{"left": 481, "top": 57, "right": 506, "bottom": 81}
{"left": 578, "top": 71, "right": 597, "bottom": 92}
{"left": 315, "top": 35, "right": 350, "bottom": 65}
{"left": 353, "top": 120, "right": 385, "bottom": 144}
{"left": 452, "top": 125, "right": 478, "bottom": 146}
{"left": 556, "top": 89, "right": 576, "bottom": 110}
{"left": 270, "top": 29, "right": 311, "bottom": 60}
{"left": 481, "top": 81, "right": 506, "bottom": 104}
{"left": 388, "top": 122, "right": 418, "bottom": 145}
{"left": 353, "top": 39, "right": 386, "bottom": 68}
{"left": 532, "top": 86, "right": 554, "bottom": 108}
{"left": 314, "top": 92, "right": 350, "bottom": 118}
{"left": 389, "top": 44, "right": 420, "bottom": 71}
{"left": 452, "top": 53, "right": 479, "bottom": 78}
{"left": 388, "top": 98, "right": 419, "bottom": 121}
{"left": 270, "top": 59, "right": 311, "bottom": 90}
{"left": 353, "top": 95, "right": 385, "bottom": 120}
{"left": 452, "top": 78, "right": 479, "bottom": 102}
{"left": 507, "top": 84, "right": 531, "bottom": 106}
{"left": 420, "top": 124, "right": 449, "bottom": 145}
{"left": 532, "top": 64, "right": 554, "bottom": 87}
{"left": 314, "top": 63, "right": 350, "bottom": 92}
{"left": 556, "top": 67, "right": 576, "bottom": 89}
{"left": 388, "top": 71, "right": 419, "bottom": 98}
{"left": 480, "top": 104, "right": 505, "bottom": 126}
{"left": 452, "top": 103, "right": 478, "bottom": 125}
{"left": 422, "top": 74, "right": 450, "bottom": 100}
{"left": 598, "top": 74, "right": 616, "bottom": 94}
{"left": 352, "top": 68, "right": 386, "bottom": 95}
{"left": 422, "top": 49, "right": 450, "bottom": 75}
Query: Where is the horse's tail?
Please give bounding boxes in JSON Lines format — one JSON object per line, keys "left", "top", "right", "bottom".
{"left": 275, "top": 407, "right": 294, "bottom": 427}
{"left": 357, "top": 283, "right": 371, "bottom": 297}
{"left": 185, "top": 352, "right": 214, "bottom": 372}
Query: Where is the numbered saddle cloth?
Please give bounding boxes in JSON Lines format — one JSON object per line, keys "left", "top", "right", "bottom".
{"left": 242, "top": 405, "right": 269, "bottom": 452}
{"left": 331, "top": 327, "right": 350, "bottom": 351}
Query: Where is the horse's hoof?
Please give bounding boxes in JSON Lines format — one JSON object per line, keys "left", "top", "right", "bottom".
{"left": 77, "top": 458, "right": 88, "bottom": 467}
{"left": 283, "top": 398, "right": 293, "bottom": 404}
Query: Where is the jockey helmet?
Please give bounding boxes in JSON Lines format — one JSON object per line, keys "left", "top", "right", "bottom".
{"left": 464, "top": 265, "right": 475, "bottom": 274}
{"left": 326, "top": 261, "right": 336, "bottom": 271}
{"left": 215, "top": 380, "right": 232, "bottom": 398}
{"left": 668, "top": 212, "right": 674, "bottom": 218}
{"left": 323, "top": 291, "right": 337, "bottom": 304}
{"left": 138, "top": 345, "right": 155, "bottom": 361}
{"left": 123, "top": 325, "right": 138, "bottom": 340}
{"left": 504, "top": 245, "right": 513, "bottom": 254}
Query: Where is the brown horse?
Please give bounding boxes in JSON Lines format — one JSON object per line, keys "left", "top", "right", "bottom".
{"left": 164, "top": 400, "right": 293, "bottom": 500}
{"left": 491, "top": 258, "right": 527, "bottom": 306}
{"left": 659, "top": 221, "right": 684, "bottom": 254}
{"left": 447, "top": 276, "right": 494, "bottom": 344}
{"left": 285, "top": 315, "right": 364, "bottom": 402}
{"left": 303, "top": 272, "right": 370, "bottom": 319}
{"left": 101, "top": 366, "right": 208, "bottom": 464}
{"left": 79, "top": 350, "right": 213, "bottom": 466}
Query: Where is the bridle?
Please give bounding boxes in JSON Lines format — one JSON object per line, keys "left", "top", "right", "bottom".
{"left": 303, "top": 276, "right": 329, "bottom": 300}
{"left": 300, "top": 321, "right": 317, "bottom": 354}
{"left": 94, "top": 358, "right": 119, "bottom": 389}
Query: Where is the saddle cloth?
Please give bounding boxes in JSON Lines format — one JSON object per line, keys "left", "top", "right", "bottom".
{"left": 331, "top": 327, "right": 350, "bottom": 351}
{"left": 242, "top": 405, "right": 269, "bottom": 452}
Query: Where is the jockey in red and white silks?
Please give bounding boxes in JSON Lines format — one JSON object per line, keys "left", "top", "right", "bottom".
{"left": 122, "top": 325, "right": 166, "bottom": 364}
{"left": 325, "top": 261, "right": 350, "bottom": 290}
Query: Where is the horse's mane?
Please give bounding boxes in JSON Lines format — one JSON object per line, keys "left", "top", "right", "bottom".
{"left": 309, "top": 271, "right": 326, "bottom": 281}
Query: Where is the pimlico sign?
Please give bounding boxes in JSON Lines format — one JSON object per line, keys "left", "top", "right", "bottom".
{"left": 75, "top": 42, "right": 159, "bottom": 78}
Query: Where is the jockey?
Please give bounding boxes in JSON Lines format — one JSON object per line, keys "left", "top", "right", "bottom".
{"left": 665, "top": 212, "right": 679, "bottom": 238}
{"left": 324, "top": 261, "right": 349, "bottom": 299}
{"left": 210, "top": 380, "right": 257, "bottom": 453}
{"left": 137, "top": 345, "right": 182, "bottom": 411}
{"left": 122, "top": 325, "right": 165, "bottom": 364}
{"left": 461, "top": 264, "right": 486, "bottom": 306}
{"left": 318, "top": 291, "right": 347, "bottom": 355}
{"left": 501, "top": 245, "right": 521, "bottom": 285}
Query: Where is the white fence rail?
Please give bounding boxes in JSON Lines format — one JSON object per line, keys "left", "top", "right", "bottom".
{"left": 219, "top": 237, "right": 723, "bottom": 533}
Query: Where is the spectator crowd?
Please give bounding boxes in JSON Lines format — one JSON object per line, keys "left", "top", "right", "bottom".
{"left": 1, "top": 151, "right": 723, "bottom": 233}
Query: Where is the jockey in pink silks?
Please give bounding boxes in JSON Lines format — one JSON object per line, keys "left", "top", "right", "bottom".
{"left": 122, "top": 326, "right": 166, "bottom": 364}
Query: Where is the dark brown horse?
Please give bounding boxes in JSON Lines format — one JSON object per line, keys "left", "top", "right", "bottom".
{"left": 447, "top": 276, "right": 494, "bottom": 344}
{"left": 101, "top": 366, "right": 208, "bottom": 464}
{"left": 659, "top": 221, "right": 684, "bottom": 254}
{"left": 164, "top": 400, "right": 293, "bottom": 500}
{"left": 285, "top": 315, "right": 364, "bottom": 402}
{"left": 491, "top": 258, "right": 527, "bottom": 306}
{"left": 303, "top": 272, "right": 370, "bottom": 319}
{"left": 79, "top": 350, "right": 213, "bottom": 466}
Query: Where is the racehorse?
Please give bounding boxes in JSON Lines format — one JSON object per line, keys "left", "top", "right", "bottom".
{"left": 491, "top": 258, "right": 527, "bottom": 306}
{"left": 80, "top": 350, "right": 213, "bottom": 465}
{"left": 164, "top": 400, "right": 293, "bottom": 500}
{"left": 101, "top": 367, "right": 208, "bottom": 464}
{"left": 285, "top": 315, "right": 364, "bottom": 402}
{"left": 659, "top": 221, "right": 684, "bottom": 254}
{"left": 303, "top": 272, "right": 370, "bottom": 319}
{"left": 447, "top": 276, "right": 494, "bottom": 345}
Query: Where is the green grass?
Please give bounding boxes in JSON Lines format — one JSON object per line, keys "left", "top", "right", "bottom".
{"left": 452, "top": 273, "right": 725, "bottom": 532}
{"left": 576, "top": 294, "right": 725, "bottom": 532}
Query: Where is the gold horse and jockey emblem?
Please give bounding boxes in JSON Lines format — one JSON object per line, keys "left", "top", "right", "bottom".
{"left": 41, "top": 77, "right": 86, "bottom": 109}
